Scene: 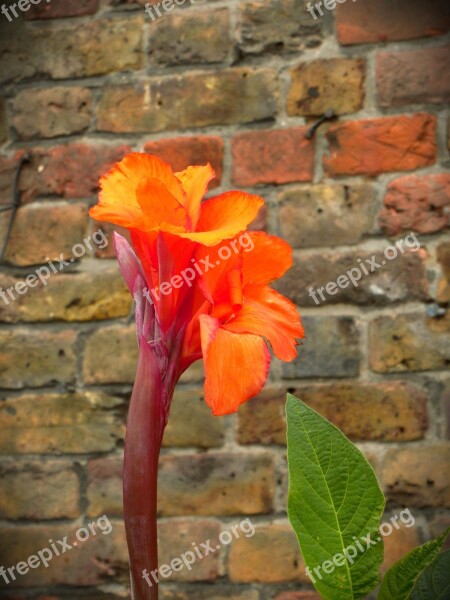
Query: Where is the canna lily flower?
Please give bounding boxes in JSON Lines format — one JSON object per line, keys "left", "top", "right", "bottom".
{"left": 89, "top": 153, "right": 304, "bottom": 600}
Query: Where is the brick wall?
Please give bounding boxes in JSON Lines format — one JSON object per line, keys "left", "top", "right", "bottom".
{"left": 0, "top": 0, "right": 449, "bottom": 598}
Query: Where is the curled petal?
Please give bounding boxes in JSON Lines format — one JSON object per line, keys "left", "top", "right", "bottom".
{"left": 179, "top": 191, "right": 263, "bottom": 246}
{"left": 242, "top": 232, "right": 293, "bottom": 286}
{"left": 224, "top": 284, "right": 304, "bottom": 362}
{"left": 199, "top": 314, "right": 270, "bottom": 415}
{"left": 175, "top": 164, "right": 215, "bottom": 228}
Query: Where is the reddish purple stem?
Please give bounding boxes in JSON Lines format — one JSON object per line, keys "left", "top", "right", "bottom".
{"left": 123, "top": 341, "right": 166, "bottom": 600}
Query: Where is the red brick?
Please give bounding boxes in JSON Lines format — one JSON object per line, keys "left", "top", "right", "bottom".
{"left": 25, "top": 0, "right": 99, "bottom": 19}
{"left": 231, "top": 128, "right": 314, "bottom": 186}
{"left": 0, "top": 329, "right": 77, "bottom": 389}
{"left": 16, "top": 143, "right": 131, "bottom": 202}
{"left": 4, "top": 202, "right": 88, "bottom": 267}
{"left": 97, "top": 70, "right": 279, "bottom": 133}
{"left": 144, "top": 136, "right": 224, "bottom": 189}
{"left": 377, "top": 45, "right": 450, "bottom": 107}
{"left": 0, "top": 460, "right": 80, "bottom": 520}
{"left": 324, "top": 114, "right": 437, "bottom": 176}
{"left": 336, "top": 0, "right": 450, "bottom": 45}
{"left": 379, "top": 174, "right": 450, "bottom": 235}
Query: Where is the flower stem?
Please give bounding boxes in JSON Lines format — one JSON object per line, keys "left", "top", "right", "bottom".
{"left": 123, "top": 342, "right": 165, "bottom": 600}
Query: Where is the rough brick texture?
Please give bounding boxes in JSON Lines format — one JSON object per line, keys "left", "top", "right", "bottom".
{"left": 1, "top": 1, "right": 449, "bottom": 598}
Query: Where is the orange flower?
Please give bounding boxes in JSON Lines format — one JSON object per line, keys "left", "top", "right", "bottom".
{"left": 89, "top": 152, "right": 304, "bottom": 599}
{"left": 187, "top": 232, "right": 304, "bottom": 415}
{"left": 90, "top": 152, "right": 304, "bottom": 415}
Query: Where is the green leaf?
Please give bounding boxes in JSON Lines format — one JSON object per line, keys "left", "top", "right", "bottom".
{"left": 378, "top": 528, "right": 450, "bottom": 600}
{"left": 410, "top": 550, "right": 450, "bottom": 600}
{"left": 286, "top": 394, "right": 385, "bottom": 600}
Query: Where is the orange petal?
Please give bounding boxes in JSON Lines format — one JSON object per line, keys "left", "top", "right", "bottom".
{"left": 199, "top": 314, "right": 270, "bottom": 415}
{"left": 136, "top": 178, "right": 187, "bottom": 232}
{"left": 90, "top": 153, "right": 185, "bottom": 228}
{"left": 175, "top": 164, "right": 215, "bottom": 228}
{"left": 242, "top": 232, "right": 293, "bottom": 286}
{"left": 179, "top": 191, "right": 264, "bottom": 246}
{"left": 224, "top": 285, "right": 304, "bottom": 361}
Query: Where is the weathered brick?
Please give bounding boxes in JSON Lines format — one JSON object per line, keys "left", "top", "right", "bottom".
{"left": 379, "top": 174, "right": 450, "bottom": 235}
{"left": 237, "top": 386, "right": 286, "bottom": 445}
{"left": 277, "top": 247, "right": 428, "bottom": 307}
{"left": 179, "top": 361, "right": 204, "bottom": 384}
{"left": 0, "top": 521, "right": 127, "bottom": 587}
{"left": 281, "top": 316, "right": 360, "bottom": 378}
{"left": 150, "top": 8, "right": 229, "bottom": 65}
{"left": 249, "top": 204, "right": 268, "bottom": 232}
{"left": 0, "top": 17, "right": 144, "bottom": 83}
{"left": 25, "top": 0, "right": 99, "bottom": 19}
{"left": 87, "top": 456, "right": 123, "bottom": 518}
{"left": 275, "top": 594, "right": 321, "bottom": 600}
{"left": 231, "top": 128, "right": 314, "bottom": 186}
{"left": 0, "top": 392, "right": 125, "bottom": 454}
{"left": 382, "top": 444, "right": 450, "bottom": 507}
{"left": 158, "top": 519, "right": 222, "bottom": 582}
{"left": 228, "top": 523, "right": 306, "bottom": 583}
{"left": 0, "top": 460, "right": 80, "bottom": 520}
{"left": 0, "top": 96, "right": 7, "bottom": 144}
{"left": 83, "top": 324, "right": 138, "bottom": 385}
{"left": 0, "top": 329, "right": 77, "bottom": 388}
{"left": 97, "top": 69, "right": 279, "bottom": 133}
{"left": 158, "top": 452, "right": 275, "bottom": 516}
{"left": 4, "top": 202, "right": 88, "bottom": 267}
{"left": 238, "top": 382, "right": 428, "bottom": 444}
{"left": 0, "top": 266, "right": 132, "bottom": 323}
{"left": 429, "top": 514, "right": 450, "bottom": 551}
{"left": 324, "top": 114, "right": 437, "bottom": 176}
{"left": 144, "top": 136, "right": 224, "bottom": 189}
{"left": 87, "top": 221, "right": 131, "bottom": 260}
{"left": 369, "top": 314, "right": 450, "bottom": 373}
{"left": 160, "top": 586, "right": 259, "bottom": 600}
{"left": 287, "top": 58, "right": 365, "bottom": 116}
{"left": 12, "top": 87, "right": 93, "bottom": 140}
{"left": 377, "top": 45, "right": 450, "bottom": 107}
{"left": 382, "top": 521, "right": 420, "bottom": 571}
{"left": 336, "top": 0, "right": 450, "bottom": 45}
{"left": 278, "top": 182, "right": 377, "bottom": 247}
{"left": 437, "top": 242, "right": 450, "bottom": 304}
{"left": 163, "top": 388, "right": 226, "bottom": 448}
{"left": 236, "top": 0, "right": 322, "bottom": 56}
{"left": 17, "top": 143, "right": 131, "bottom": 202}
